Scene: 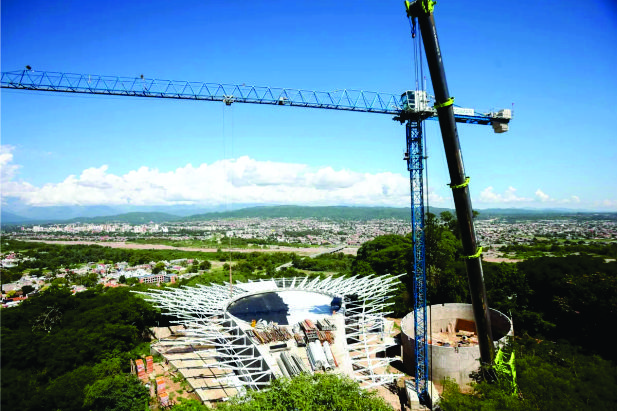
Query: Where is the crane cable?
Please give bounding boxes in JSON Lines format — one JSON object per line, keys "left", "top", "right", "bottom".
{"left": 222, "top": 103, "right": 235, "bottom": 298}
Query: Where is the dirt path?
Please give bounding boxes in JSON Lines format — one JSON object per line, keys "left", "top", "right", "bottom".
{"left": 23, "top": 239, "right": 359, "bottom": 257}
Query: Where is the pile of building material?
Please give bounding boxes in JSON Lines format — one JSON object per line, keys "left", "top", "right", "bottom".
{"left": 300, "top": 319, "right": 319, "bottom": 342}
{"left": 431, "top": 318, "right": 479, "bottom": 347}
{"left": 247, "top": 323, "right": 292, "bottom": 344}
{"left": 269, "top": 342, "right": 289, "bottom": 353}
{"left": 316, "top": 318, "right": 337, "bottom": 331}
{"left": 306, "top": 340, "right": 334, "bottom": 372}
{"left": 135, "top": 359, "right": 147, "bottom": 381}
{"left": 294, "top": 333, "right": 306, "bottom": 347}
{"left": 322, "top": 341, "right": 337, "bottom": 368}
{"left": 277, "top": 352, "right": 310, "bottom": 377}
{"left": 317, "top": 330, "right": 335, "bottom": 344}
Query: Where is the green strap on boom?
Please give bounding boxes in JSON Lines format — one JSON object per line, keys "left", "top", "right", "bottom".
{"left": 449, "top": 176, "right": 470, "bottom": 189}
{"left": 405, "top": 0, "right": 436, "bottom": 17}
{"left": 495, "top": 347, "right": 518, "bottom": 395}
{"left": 421, "top": 0, "right": 436, "bottom": 14}
{"left": 465, "top": 247, "right": 483, "bottom": 259}
{"left": 434, "top": 96, "right": 454, "bottom": 109}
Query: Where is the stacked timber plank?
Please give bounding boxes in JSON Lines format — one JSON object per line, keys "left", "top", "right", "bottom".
{"left": 247, "top": 324, "right": 292, "bottom": 345}
{"left": 317, "top": 330, "right": 335, "bottom": 344}
{"left": 294, "top": 333, "right": 306, "bottom": 347}
{"left": 316, "top": 318, "right": 337, "bottom": 331}
{"left": 300, "top": 319, "right": 319, "bottom": 342}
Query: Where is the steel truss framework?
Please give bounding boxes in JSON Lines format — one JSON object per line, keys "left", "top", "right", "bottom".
{"left": 1, "top": 69, "right": 503, "bottom": 125}
{"left": 406, "top": 118, "right": 428, "bottom": 395}
{"left": 136, "top": 274, "right": 404, "bottom": 397}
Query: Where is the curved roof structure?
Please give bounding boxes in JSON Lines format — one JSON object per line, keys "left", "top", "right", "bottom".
{"left": 137, "top": 274, "right": 404, "bottom": 400}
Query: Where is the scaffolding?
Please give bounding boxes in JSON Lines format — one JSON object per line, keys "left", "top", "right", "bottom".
{"left": 135, "top": 274, "right": 404, "bottom": 399}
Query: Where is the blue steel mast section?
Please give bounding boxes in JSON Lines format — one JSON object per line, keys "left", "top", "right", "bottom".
{"left": 405, "top": 117, "right": 429, "bottom": 399}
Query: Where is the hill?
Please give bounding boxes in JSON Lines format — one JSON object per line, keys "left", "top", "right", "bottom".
{"left": 478, "top": 208, "right": 616, "bottom": 221}
{"left": 1, "top": 211, "right": 32, "bottom": 224}
{"left": 3, "top": 206, "right": 614, "bottom": 226}
{"left": 183, "top": 205, "right": 452, "bottom": 221}
{"left": 64, "top": 212, "right": 182, "bottom": 224}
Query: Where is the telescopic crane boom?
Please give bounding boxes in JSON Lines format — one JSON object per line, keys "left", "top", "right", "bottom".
{"left": 405, "top": 0, "right": 500, "bottom": 394}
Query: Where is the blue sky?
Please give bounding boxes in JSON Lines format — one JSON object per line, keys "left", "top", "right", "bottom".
{"left": 2, "top": 0, "right": 616, "bottom": 212}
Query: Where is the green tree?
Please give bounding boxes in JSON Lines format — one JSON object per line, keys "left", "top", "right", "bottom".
{"left": 21, "top": 285, "right": 35, "bottom": 295}
{"left": 80, "top": 272, "right": 100, "bottom": 288}
{"left": 51, "top": 277, "right": 68, "bottom": 287}
{"left": 83, "top": 374, "right": 149, "bottom": 411}
{"left": 44, "top": 357, "right": 125, "bottom": 411}
{"left": 152, "top": 262, "right": 166, "bottom": 274}
{"left": 126, "top": 277, "right": 140, "bottom": 286}
{"left": 198, "top": 260, "right": 212, "bottom": 271}
{"left": 353, "top": 234, "right": 412, "bottom": 276}
{"left": 215, "top": 373, "right": 393, "bottom": 411}
{"left": 171, "top": 399, "right": 208, "bottom": 411}
{"left": 439, "top": 338, "right": 617, "bottom": 410}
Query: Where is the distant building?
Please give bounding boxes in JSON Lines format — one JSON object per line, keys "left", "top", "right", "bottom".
{"left": 138, "top": 273, "right": 177, "bottom": 285}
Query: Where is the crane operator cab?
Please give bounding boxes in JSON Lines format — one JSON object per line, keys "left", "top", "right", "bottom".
{"left": 401, "top": 90, "right": 430, "bottom": 113}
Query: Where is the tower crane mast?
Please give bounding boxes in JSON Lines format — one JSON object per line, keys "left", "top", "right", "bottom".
{"left": 1, "top": 2, "right": 511, "bottom": 405}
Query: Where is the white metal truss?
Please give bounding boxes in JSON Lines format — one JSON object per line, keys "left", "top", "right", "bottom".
{"left": 135, "top": 274, "right": 404, "bottom": 396}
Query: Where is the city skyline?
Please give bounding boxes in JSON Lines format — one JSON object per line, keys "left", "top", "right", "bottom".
{"left": 2, "top": 1, "right": 616, "bottom": 212}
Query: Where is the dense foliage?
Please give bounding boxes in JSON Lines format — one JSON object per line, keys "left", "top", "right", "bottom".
{"left": 2, "top": 211, "right": 616, "bottom": 410}
{"left": 350, "top": 212, "right": 471, "bottom": 315}
{"left": 351, "top": 212, "right": 616, "bottom": 407}
{"left": 167, "top": 374, "right": 394, "bottom": 411}
{"left": 292, "top": 252, "right": 355, "bottom": 273}
{"left": 1, "top": 286, "right": 161, "bottom": 410}
{"left": 499, "top": 239, "right": 616, "bottom": 259}
{"left": 214, "top": 373, "right": 393, "bottom": 411}
{"left": 440, "top": 337, "right": 616, "bottom": 410}
{"left": 1, "top": 239, "right": 220, "bottom": 282}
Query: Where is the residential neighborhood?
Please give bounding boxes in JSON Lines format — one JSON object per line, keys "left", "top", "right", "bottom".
{"left": 2, "top": 213, "right": 615, "bottom": 308}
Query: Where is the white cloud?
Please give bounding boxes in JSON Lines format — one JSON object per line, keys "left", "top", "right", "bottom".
{"left": 478, "top": 186, "right": 587, "bottom": 208}
{"left": 478, "top": 186, "right": 531, "bottom": 203}
{"left": 598, "top": 199, "right": 617, "bottom": 208}
{"left": 535, "top": 189, "right": 551, "bottom": 202}
{"left": 1, "top": 155, "right": 426, "bottom": 207}
{"left": 1, "top": 145, "right": 36, "bottom": 203}
{"left": 428, "top": 189, "right": 446, "bottom": 205}
{"left": 536, "top": 189, "right": 581, "bottom": 205}
{"left": 0, "top": 145, "right": 20, "bottom": 185}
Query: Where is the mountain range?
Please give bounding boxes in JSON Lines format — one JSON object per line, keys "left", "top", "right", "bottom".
{"left": 1, "top": 205, "right": 615, "bottom": 226}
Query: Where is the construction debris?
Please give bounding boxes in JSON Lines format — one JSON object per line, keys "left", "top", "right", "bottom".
{"left": 431, "top": 323, "right": 478, "bottom": 347}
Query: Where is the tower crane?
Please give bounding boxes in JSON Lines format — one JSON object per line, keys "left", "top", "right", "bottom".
{"left": 1, "top": 0, "right": 511, "bottom": 404}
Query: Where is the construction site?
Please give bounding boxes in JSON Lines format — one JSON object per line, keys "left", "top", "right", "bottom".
{"left": 2, "top": 1, "right": 517, "bottom": 408}
{"left": 137, "top": 275, "right": 406, "bottom": 408}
